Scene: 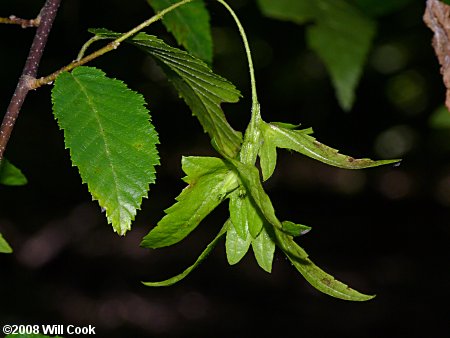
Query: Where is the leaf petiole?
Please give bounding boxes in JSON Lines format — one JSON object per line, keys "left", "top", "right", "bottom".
{"left": 76, "top": 35, "right": 108, "bottom": 61}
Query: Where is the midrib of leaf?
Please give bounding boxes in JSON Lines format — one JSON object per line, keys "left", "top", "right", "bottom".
{"left": 73, "top": 76, "right": 122, "bottom": 215}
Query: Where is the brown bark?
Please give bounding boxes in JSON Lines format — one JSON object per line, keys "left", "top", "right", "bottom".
{"left": 424, "top": 0, "right": 450, "bottom": 110}
{"left": 0, "top": 0, "right": 61, "bottom": 160}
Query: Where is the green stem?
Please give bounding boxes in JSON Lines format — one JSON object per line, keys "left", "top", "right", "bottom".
{"left": 216, "top": 0, "right": 257, "bottom": 105}
{"left": 216, "top": 0, "right": 261, "bottom": 165}
{"left": 32, "top": 0, "right": 195, "bottom": 88}
{"left": 76, "top": 36, "right": 107, "bottom": 61}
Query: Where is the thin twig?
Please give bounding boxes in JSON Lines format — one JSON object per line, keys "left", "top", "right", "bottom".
{"left": 0, "top": 0, "right": 61, "bottom": 160}
{"left": 0, "top": 15, "right": 41, "bottom": 28}
{"left": 32, "top": 0, "right": 194, "bottom": 89}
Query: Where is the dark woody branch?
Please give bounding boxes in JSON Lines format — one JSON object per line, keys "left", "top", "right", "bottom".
{"left": 0, "top": 15, "right": 41, "bottom": 28}
{"left": 0, "top": 0, "right": 62, "bottom": 160}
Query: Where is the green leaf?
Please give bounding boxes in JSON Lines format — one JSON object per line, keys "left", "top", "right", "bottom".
{"left": 282, "top": 220, "right": 311, "bottom": 237}
{"left": 52, "top": 66, "right": 159, "bottom": 236}
{"left": 90, "top": 29, "right": 242, "bottom": 158}
{"left": 143, "top": 222, "right": 227, "bottom": 286}
{"left": 0, "top": 159, "right": 27, "bottom": 186}
{"left": 0, "top": 233, "right": 13, "bottom": 253}
{"left": 251, "top": 226, "right": 275, "bottom": 272}
{"left": 259, "top": 121, "right": 400, "bottom": 180}
{"left": 147, "top": 0, "right": 213, "bottom": 63}
{"left": 257, "top": 0, "right": 376, "bottom": 110}
{"left": 226, "top": 218, "right": 251, "bottom": 265}
{"left": 275, "top": 229, "right": 374, "bottom": 301}
{"left": 141, "top": 156, "right": 238, "bottom": 248}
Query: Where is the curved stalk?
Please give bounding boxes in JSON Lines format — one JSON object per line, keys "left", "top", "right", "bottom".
{"left": 216, "top": 0, "right": 258, "bottom": 105}
{"left": 216, "top": 0, "right": 261, "bottom": 165}
{"left": 76, "top": 36, "right": 107, "bottom": 61}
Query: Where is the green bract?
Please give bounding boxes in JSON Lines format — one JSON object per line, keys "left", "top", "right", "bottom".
{"left": 251, "top": 227, "right": 275, "bottom": 273}
{"left": 143, "top": 223, "right": 228, "bottom": 287}
{"left": 259, "top": 121, "right": 400, "bottom": 181}
{"left": 225, "top": 217, "right": 252, "bottom": 265}
{"left": 137, "top": 0, "right": 399, "bottom": 301}
{"left": 141, "top": 156, "right": 239, "bottom": 248}
{"left": 275, "top": 229, "right": 375, "bottom": 301}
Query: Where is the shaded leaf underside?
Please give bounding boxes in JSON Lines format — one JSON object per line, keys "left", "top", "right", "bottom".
{"left": 91, "top": 29, "right": 242, "bottom": 158}
{"left": 146, "top": 0, "right": 213, "bottom": 62}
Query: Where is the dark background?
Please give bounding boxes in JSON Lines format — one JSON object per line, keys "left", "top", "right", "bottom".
{"left": 1, "top": 0, "right": 449, "bottom": 337}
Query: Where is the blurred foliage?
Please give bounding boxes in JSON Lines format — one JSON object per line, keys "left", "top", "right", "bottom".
{"left": 351, "top": 0, "right": 415, "bottom": 17}
{"left": 257, "top": 0, "right": 375, "bottom": 111}
{"left": 0, "top": 232, "right": 13, "bottom": 253}
{"left": 256, "top": 0, "right": 415, "bottom": 111}
{"left": 429, "top": 105, "right": 450, "bottom": 129}
{"left": 0, "top": 159, "right": 27, "bottom": 186}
